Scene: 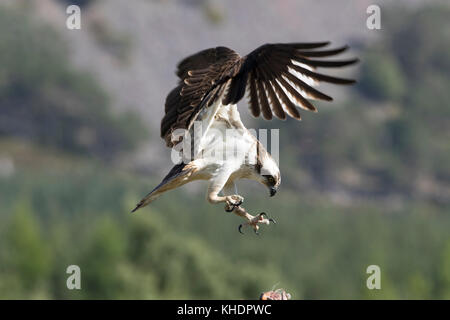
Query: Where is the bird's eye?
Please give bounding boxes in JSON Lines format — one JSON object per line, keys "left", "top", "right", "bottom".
{"left": 262, "top": 175, "right": 275, "bottom": 185}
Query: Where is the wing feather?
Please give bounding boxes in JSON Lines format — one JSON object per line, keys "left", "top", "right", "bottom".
{"left": 266, "top": 81, "right": 286, "bottom": 120}
{"left": 255, "top": 55, "right": 286, "bottom": 119}
{"left": 277, "top": 76, "right": 317, "bottom": 112}
{"left": 247, "top": 71, "right": 261, "bottom": 117}
{"left": 161, "top": 47, "right": 240, "bottom": 147}
{"left": 224, "top": 42, "right": 357, "bottom": 119}
{"left": 161, "top": 42, "right": 358, "bottom": 148}
{"left": 256, "top": 77, "right": 273, "bottom": 120}
{"left": 271, "top": 79, "right": 302, "bottom": 119}
{"left": 294, "top": 56, "right": 359, "bottom": 68}
{"left": 288, "top": 63, "right": 356, "bottom": 85}
{"left": 294, "top": 45, "right": 349, "bottom": 58}
{"left": 282, "top": 69, "right": 333, "bottom": 101}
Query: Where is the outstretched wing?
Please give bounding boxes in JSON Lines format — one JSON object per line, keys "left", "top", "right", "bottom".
{"left": 160, "top": 42, "right": 358, "bottom": 147}
{"left": 223, "top": 42, "right": 358, "bottom": 120}
{"left": 161, "top": 47, "right": 241, "bottom": 147}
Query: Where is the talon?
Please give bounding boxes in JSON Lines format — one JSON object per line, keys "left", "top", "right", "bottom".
{"left": 235, "top": 209, "right": 275, "bottom": 235}
{"left": 259, "top": 212, "right": 276, "bottom": 224}
{"left": 225, "top": 205, "right": 234, "bottom": 212}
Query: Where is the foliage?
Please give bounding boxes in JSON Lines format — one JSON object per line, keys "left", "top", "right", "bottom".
{"left": 359, "top": 51, "right": 405, "bottom": 101}
{"left": 0, "top": 169, "right": 450, "bottom": 299}
{"left": 0, "top": 3, "right": 449, "bottom": 300}
{"left": 0, "top": 6, "right": 147, "bottom": 161}
{"left": 271, "top": 4, "right": 450, "bottom": 203}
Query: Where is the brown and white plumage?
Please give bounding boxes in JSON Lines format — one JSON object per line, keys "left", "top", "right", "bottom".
{"left": 161, "top": 42, "right": 357, "bottom": 147}
{"left": 133, "top": 42, "right": 357, "bottom": 233}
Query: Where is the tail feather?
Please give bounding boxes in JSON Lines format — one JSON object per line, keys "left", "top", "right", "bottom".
{"left": 131, "top": 193, "right": 161, "bottom": 213}
{"left": 131, "top": 163, "right": 194, "bottom": 213}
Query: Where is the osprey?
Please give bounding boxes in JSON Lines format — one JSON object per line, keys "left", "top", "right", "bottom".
{"left": 132, "top": 42, "right": 357, "bottom": 233}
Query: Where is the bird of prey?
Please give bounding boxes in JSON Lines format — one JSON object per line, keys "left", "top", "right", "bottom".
{"left": 132, "top": 42, "right": 357, "bottom": 233}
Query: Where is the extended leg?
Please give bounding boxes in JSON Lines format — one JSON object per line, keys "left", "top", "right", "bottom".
{"left": 206, "top": 173, "right": 244, "bottom": 209}
{"left": 222, "top": 181, "right": 275, "bottom": 234}
{"left": 228, "top": 105, "right": 246, "bottom": 130}
{"left": 233, "top": 206, "right": 276, "bottom": 235}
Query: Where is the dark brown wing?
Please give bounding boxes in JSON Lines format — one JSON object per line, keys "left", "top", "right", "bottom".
{"left": 161, "top": 46, "right": 241, "bottom": 147}
{"left": 223, "top": 42, "right": 358, "bottom": 120}
{"left": 161, "top": 43, "right": 357, "bottom": 147}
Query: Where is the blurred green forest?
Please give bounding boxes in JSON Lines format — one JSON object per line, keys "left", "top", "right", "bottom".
{"left": 0, "top": 4, "right": 450, "bottom": 299}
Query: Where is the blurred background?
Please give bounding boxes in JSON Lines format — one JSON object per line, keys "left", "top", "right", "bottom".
{"left": 0, "top": 0, "right": 449, "bottom": 299}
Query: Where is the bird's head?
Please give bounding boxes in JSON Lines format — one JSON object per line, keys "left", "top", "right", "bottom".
{"left": 255, "top": 150, "right": 281, "bottom": 197}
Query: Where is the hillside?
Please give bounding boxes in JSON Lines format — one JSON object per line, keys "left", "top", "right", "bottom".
{"left": 0, "top": 1, "right": 449, "bottom": 299}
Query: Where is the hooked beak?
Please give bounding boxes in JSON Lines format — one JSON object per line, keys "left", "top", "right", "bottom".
{"left": 269, "top": 187, "right": 277, "bottom": 197}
